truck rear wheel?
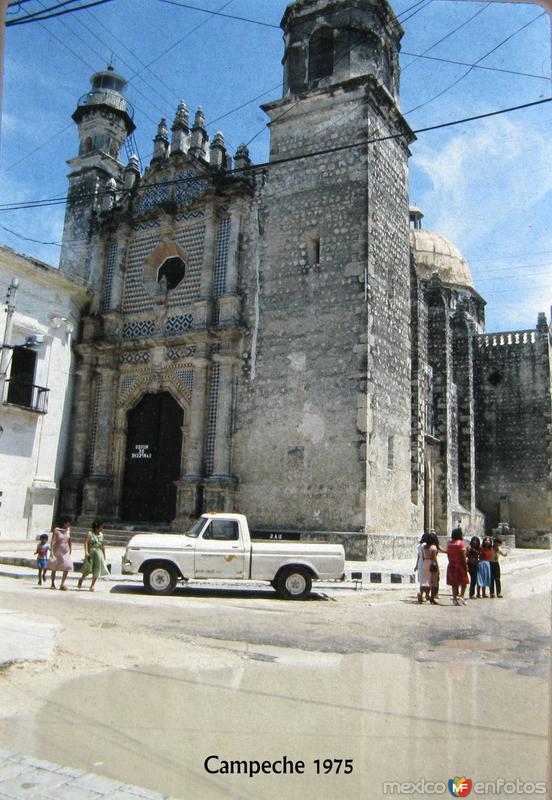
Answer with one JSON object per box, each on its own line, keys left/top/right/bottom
{"left": 143, "top": 563, "right": 178, "bottom": 595}
{"left": 276, "top": 567, "right": 312, "bottom": 600}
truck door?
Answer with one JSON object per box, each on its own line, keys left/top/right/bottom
{"left": 194, "top": 519, "right": 246, "bottom": 579}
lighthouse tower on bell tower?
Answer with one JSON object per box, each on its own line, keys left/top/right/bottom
{"left": 59, "top": 65, "right": 135, "bottom": 288}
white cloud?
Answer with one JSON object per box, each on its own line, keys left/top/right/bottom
{"left": 411, "top": 114, "right": 552, "bottom": 331}
{"left": 411, "top": 116, "right": 552, "bottom": 252}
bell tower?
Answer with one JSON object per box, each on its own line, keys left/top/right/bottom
{"left": 234, "top": 0, "right": 417, "bottom": 536}
{"left": 282, "top": 0, "right": 401, "bottom": 102}
{"left": 59, "top": 66, "right": 135, "bottom": 285}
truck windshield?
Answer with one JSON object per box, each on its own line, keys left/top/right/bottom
{"left": 186, "top": 518, "right": 207, "bottom": 538}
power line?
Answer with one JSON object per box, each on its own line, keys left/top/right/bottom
{"left": 82, "top": 7, "right": 182, "bottom": 109}
{"left": 3, "top": 123, "right": 73, "bottom": 172}
{"left": 402, "top": 4, "right": 491, "bottom": 72}
{"left": 405, "top": 10, "right": 547, "bottom": 115}
{"left": 399, "top": 0, "right": 434, "bottom": 24}
{"left": 0, "top": 223, "right": 62, "bottom": 246}
{"left": 1, "top": 95, "right": 550, "bottom": 213}
{"left": 2, "top": 0, "right": 238, "bottom": 172}
{"left": 397, "top": 0, "right": 430, "bottom": 19}
{"left": 7, "top": 0, "right": 96, "bottom": 23}
{"left": 39, "top": 0, "right": 167, "bottom": 123}
{"left": 401, "top": 50, "right": 550, "bottom": 82}
{"left": 128, "top": 0, "right": 236, "bottom": 79}
{"left": 6, "top": 0, "right": 115, "bottom": 26}
{"left": 157, "top": 0, "right": 279, "bottom": 30}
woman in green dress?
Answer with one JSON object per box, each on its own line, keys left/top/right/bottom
{"left": 78, "top": 520, "right": 108, "bottom": 591}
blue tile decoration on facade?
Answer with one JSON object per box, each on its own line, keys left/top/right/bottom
{"left": 175, "top": 369, "right": 194, "bottom": 394}
{"left": 132, "top": 219, "right": 161, "bottom": 232}
{"left": 119, "top": 375, "right": 141, "bottom": 400}
{"left": 122, "top": 320, "right": 156, "bottom": 340}
{"left": 88, "top": 376, "right": 102, "bottom": 471}
{"left": 136, "top": 176, "right": 170, "bottom": 213}
{"left": 169, "top": 221, "right": 205, "bottom": 308}
{"left": 123, "top": 233, "right": 160, "bottom": 313}
{"left": 174, "top": 168, "right": 207, "bottom": 206}
{"left": 119, "top": 351, "right": 150, "bottom": 364}
{"left": 100, "top": 240, "right": 118, "bottom": 313}
{"left": 123, "top": 223, "right": 205, "bottom": 314}
{"left": 175, "top": 210, "right": 205, "bottom": 222}
{"left": 214, "top": 217, "right": 231, "bottom": 298}
{"left": 167, "top": 345, "right": 197, "bottom": 361}
{"left": 205, "top": 363, "right": 220, "bottom": 476}
{"left": 166, "top": 315, "right": 193, "bottom": 336}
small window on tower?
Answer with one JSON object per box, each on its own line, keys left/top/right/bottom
{"left": 306, "top": 232, "right": 320, "bottom": 267}
{"left": 308, "top": 26, "right": 334, "bottom": 82}
{"left": 387, "top": 435, "right": 395, "bottom": 471}
{"left": 158, "top": 256, "right": 186, "bottom": 291}
{"left": 382, "top": 48, "right": 393, "bottom": 93}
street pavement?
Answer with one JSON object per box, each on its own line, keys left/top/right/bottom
{"left": 0, "top": 750, "right": 174, "bottom": 799}
{"left": 0, "top": 545, "right": 550, "bottom": 799}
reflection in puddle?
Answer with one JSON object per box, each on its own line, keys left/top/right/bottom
{"left": 0, "top": 650, "right": 547, "bottom": 800}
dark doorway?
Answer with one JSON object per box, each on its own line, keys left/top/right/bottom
{"left": 7, "top": 346, "right": 37, "bottom": 408}
{"left": 121, "top": 392, "right": 183, "bottom": 522}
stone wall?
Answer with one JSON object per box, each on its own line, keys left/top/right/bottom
{"left": 233, "top": 77, "right": 412, "bottom": 535}
{"left": 474, "top": 322, "right": 552, "bottom": 533}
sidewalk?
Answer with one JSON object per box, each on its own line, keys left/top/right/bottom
{"left": 0, "top": 749, "right": 174, "bottom": 799}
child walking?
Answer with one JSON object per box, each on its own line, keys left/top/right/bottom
{"left": 35, "top": 534, "right": 50, "bottom": 586}
{"left": 490, "top": 537, "right": 508, "bottom": 598}
{"left": 477, "top": 536, "right": 493, "bottom": 598}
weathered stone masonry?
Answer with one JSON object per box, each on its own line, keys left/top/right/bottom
{"left": 57, "top": 0, "right": 552, "bottom": 546}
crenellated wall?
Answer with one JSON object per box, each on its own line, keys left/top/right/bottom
{"left": 474, "top": 317, "right": 552, "bottom": 534}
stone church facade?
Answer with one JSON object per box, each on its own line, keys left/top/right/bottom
{"left": 58, "top": 0, "right": 552, "bottom": 542}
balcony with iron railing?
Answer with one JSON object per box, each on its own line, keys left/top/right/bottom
{"left": 76, "top": 90, "right": 135, "bottom": 119}
{"left": 3, "top": 379, "right": 49, "bottom": 414}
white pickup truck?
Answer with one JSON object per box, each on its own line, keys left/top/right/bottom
{"left": 121, "top": 513, "right": 345, "bottom": 599}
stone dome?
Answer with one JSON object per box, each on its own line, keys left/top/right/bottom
{"left": 410, "top": 228, "right": 474, "bottom": 290}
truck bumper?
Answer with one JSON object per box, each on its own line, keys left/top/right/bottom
{"left": 121, "top": 557, "right": 136, "bottom": 575}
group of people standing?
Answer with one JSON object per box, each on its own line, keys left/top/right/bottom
{"left": 416, "top": 524, "right": 507, "bottom": 605}
{"left": 34, "top": 519, "right": 109, "bottom": 591}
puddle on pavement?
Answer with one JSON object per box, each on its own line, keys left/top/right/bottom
{"left": 0, "top": 650, "right": 547, "bottom": 800}
{"left": 439, "top": 635, "right": 513, "bottom": 652}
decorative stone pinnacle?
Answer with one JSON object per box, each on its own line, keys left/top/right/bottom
{"left": 194, "top": 107, "right": 205, "bottom": 129}
{"left": 212, "top": 132, "right": 225, "bottom": 148}
{"left": 126, "top": 153, "right": 140, "bottom": 171}
{"left": 155, "top": 118, "right": 169, "bottom": 141}
{"left": 235, "top": 144, "right": 250, "bottom": 160}
{"left": 173, "top": 100, "right": 189, "bottom": 129}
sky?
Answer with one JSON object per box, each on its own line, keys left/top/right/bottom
{"left": 1, "top": 0, "right": 551, "bottom": 333}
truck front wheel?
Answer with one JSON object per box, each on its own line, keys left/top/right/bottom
{"left": 276, "top": 567, "right": 312, "bottom": 600}
{"left": 143, "top": 563, "right": 178, "bottom": 596}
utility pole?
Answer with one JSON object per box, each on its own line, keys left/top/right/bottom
{"left": 0, "top": 276, "right": 18, "bottom": 412}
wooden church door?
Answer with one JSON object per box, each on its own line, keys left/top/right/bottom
{"left": 121, "top": 392, "right": 183, "bottom": 522}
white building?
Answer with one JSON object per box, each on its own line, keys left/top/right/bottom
{"left": 0, "top": 246, "right": 89, "bottom": 540}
